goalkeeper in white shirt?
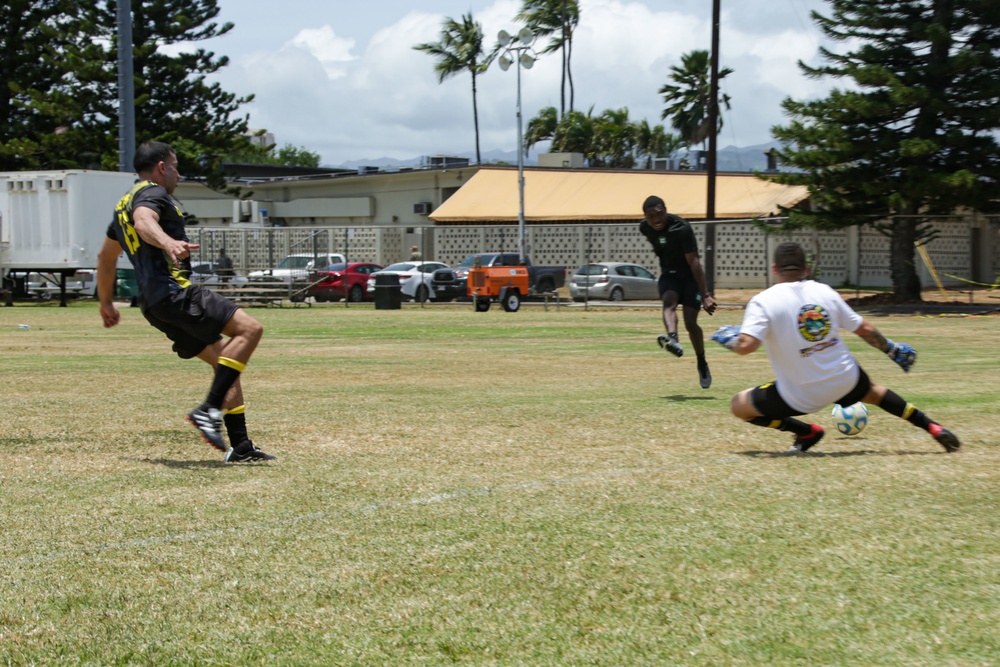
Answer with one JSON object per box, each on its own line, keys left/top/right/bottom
{"left": 710, "top": 241, "right": 960, "bottom": 453}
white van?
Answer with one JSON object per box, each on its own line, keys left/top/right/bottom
{"left": 247, "top": 253, "right": 346, "bottom": 283}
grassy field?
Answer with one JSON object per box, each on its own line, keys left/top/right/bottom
{"left": 1, "top": 300, "right": 997, "bottom": 666}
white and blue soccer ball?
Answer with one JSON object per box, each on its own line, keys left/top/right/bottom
{"left": 831, "top": 402, "right": 869, "bottom": 436}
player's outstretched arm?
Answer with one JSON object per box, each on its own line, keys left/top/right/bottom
{"left": 853, "top": 320, "right": 916, "bottom": 372}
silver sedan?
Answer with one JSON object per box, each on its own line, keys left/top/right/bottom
{"left": 570, "top": 262, "right": 660, "bottom": 302}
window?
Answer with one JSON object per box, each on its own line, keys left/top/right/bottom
{"left": 634, "top": 266, "right": 655, "bottom": 280}
{"left": 575, "top": 264, "right": 608, "bottom": 276}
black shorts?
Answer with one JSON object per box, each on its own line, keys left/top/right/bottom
{"left": 142, "top": 285, "right": 240, "bottom": 359}
{"left": 749, "top": 368, "right": 873, "bottom": 418}
{"left": 657, "top": 273, "right": 701, "bottom": 309}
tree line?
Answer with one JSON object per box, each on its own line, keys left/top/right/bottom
{"left": 0, "top": 0, "right": 315, "bottom": 190}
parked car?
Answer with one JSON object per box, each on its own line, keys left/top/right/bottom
{"left": 307, "top": 262, "right": 382, "bottom": 302}
{"left": 569, "top": 262, "right": 660, "bottom": 302}
{"left": 188, "top": 262, "right": 248, "bottom": 286}
{"left": 247, "top": 252, "right": 346, "bottom": 284}
{"left": 399, "top": 267, "right": 466, "bottom": 302}
{"left": 422, "top": 268, "right": 469, "bottom": 303}
{"left": 365, "top": 261, "right": 449, "bottom": 297}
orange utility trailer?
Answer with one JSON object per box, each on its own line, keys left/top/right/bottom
{"left": 467, "top": 261, "right": 529, "bottom": 312}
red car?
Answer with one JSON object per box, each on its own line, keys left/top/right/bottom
{"left": 306, "top": 262, "right": 383, "bottom": 302}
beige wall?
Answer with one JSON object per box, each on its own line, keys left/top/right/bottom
{"left": 175, "top": 166, "right": 476, "bottom": 228}
{"left": 174, "top": 167, "right": 997, "bottom": 290}
{"left": 186, "top": 216, "right": 996, "bottom": 291}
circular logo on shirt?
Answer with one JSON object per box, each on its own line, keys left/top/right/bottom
{"left": 797, "top": 304, "right": 831, "bottom": 342}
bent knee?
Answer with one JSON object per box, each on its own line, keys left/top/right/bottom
{"left": 229, "top": 310, "right": 264, "bottom": 342}
{"left": 245, "top": 318, "right": 264, "bottom": 342}
{"left": 730, "top": 390, "right": 757, "bottom": 420}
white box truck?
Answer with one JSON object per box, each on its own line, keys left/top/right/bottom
{"left": 0, "top": 170, "right": 136, "bottom": 305}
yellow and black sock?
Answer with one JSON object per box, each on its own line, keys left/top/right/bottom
{"left": 205, "top": 357, "right": 245, "bottom": 409}
{"left": 223, "top": 405, "right": 249, "bottom": 447}
{"left": 878, "top": 389, "right": 933, "bottom": 431}
{"left": 749, "top": 416, "right": 813, "bottom": 436}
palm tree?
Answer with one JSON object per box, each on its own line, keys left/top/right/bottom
{"left": 527, "top": 106, "right": 680, "bottom": 169}
{"left": 516, "top": 0, "right": 580, "bottom": 117}
{"left": 591, "top": 108, "right": 637, "bottom": 169}
{"left": 525, "top": 105, "right": 593, "bottom": 157}
{"left": 634, "top": 120, "right": 682, "bottom": 169}
{"left": 414, "top": 13, "right": 494, "bottom": 164}
{"left": 524, "top": 105, "right": 559, "bottom": 153}
{"left": 551, "top": 108, "right": 596, "bottom": 160}
{"left": 658, "top": 49, "right": 733, "bottom": 152}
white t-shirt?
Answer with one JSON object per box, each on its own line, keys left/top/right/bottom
{"left": 740, "top": 280, "right": 865, "bottom": 413}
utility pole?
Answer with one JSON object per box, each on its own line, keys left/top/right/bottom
{"left": 704, "top": 0, "right": 721, "bottom": 293}
{"left": 116, "top": 0, "right": 135, "bottom": 173}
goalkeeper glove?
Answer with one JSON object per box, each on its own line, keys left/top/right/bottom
{"left": 885, "top": 338, "right": 916, "bottom": 372}
{"left": 711, "top": 325, "right": 741, "bottom": 350}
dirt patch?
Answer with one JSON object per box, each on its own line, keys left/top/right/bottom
{"left": 845, "top": 292, "right": 941, "bottom": 308}
{"left": 845, "top": 289, "right": 1000, "bottom": 315}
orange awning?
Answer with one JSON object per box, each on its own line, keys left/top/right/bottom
{"left": 429, "top": 167, "right": 809, "bottom": 222}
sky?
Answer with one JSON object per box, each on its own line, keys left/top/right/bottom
{"left": 183, "top": 0, "right": 836, "bottom": 167}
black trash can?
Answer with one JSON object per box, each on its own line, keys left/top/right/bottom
{"left": 374, "top": 273, "right": 402, "bottom": 310}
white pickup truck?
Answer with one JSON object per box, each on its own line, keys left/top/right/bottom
{"left": 247, "top": 252, "right": 346, "bottom": 283}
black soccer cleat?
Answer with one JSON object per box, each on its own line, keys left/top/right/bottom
{"left": 657, "top": 334, "right": 684, "bottom": 357}
{"left": 187, "top": 406, "right": 226, "bottom": 451}
{"left": 697, "top": 360, "right": 712, "bottom": 389}
{"left": 224, "top": 440, "right": 277, "bottom": 463}
{"left": 928, "top": 423, "right": 960, "bottom": 453}
{"left": 789, "top": 423, "right": 825, "bottom": 453}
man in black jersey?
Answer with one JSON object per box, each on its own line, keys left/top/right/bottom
{"left": 96, "top": 141, "right": 275, "bottom": 462}
{"left": 639, "top": 195, "right": 717, "bottom": 389}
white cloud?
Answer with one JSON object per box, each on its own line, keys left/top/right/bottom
{"left": 288, "top": 26, "right": 357, "bottom": 80}
{"left": 205, "top": 0, "right": 836, "bottom": 165}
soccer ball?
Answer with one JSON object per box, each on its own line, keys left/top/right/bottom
{"left": 831, "top": 402, "right": 869, "bottom": 436}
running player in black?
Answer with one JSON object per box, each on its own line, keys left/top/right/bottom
{"left": 639, "top": 195, "right": 717, "bottom": 388}
{"left": 96, "top": 141, "right": 275, "bottom": 462}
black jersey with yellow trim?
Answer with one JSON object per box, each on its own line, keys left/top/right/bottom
{"left": 107, "top": 180, "right": 193, "bottom": 306}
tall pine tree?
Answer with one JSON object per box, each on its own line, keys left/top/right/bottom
{"left": 0, "top": 0, "right": 80, "bottom": 169}
{"left": 2, "top": 0, "right": 254, "bottom": 190}
{"left": 765, "top": 0, "right": 1000, "bottom": 300}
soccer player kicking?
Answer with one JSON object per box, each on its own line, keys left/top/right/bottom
{"left": 96, "top": 141, "right": 276, "bottom": 462}
{"left": 710, "top": 241, "right": 960, "bottom": 453}
{"left": 638, "top": 195, "right": 717, "bottom": 389}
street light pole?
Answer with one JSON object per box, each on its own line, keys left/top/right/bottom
{"left": 498, "top": 28, "right": 537, "bottom": 264}
{"left": 515, "top": 59, "right": 527, "bottom": 263}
